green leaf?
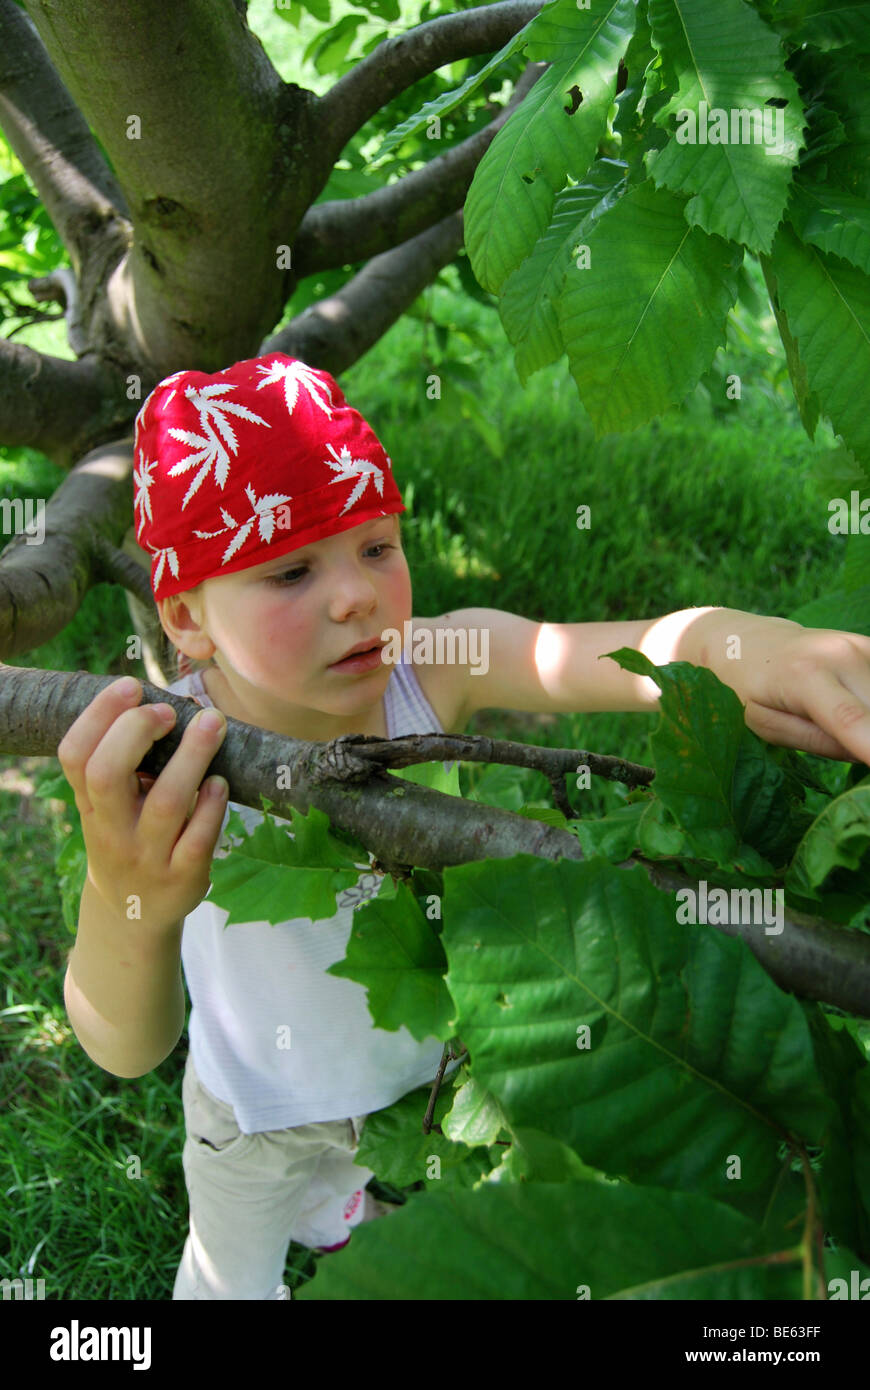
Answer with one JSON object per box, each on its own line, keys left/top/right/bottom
{"left": 391, "top": 757, "right": 461, "bottom": 797}
{"left": 442, "top": 855, "right": 833, "bottom": 1222}
{"left": 788, "top": 177, "right": 870, "bottom": 276}
{"left": 787, "top": 0, "right": 870, "bottom": 53}
{"left": 357, "top": 27, "right": 391, "bottom": 58}
{"left": 843, "top": 530, "right": 870, "bottom": 591}
{"left": 304, "top": 13, "right": 367, "bottom": 75}
{"left": 637, "top": 795, "right": 692, "bottom": 858}
{"left": 576, "top": 793, "right": 723, "bottom": 869}
{"left": 40, "top": 772, "right": 88, "bottom": 934}
{"left": 799, "top": 99, "right": 848, "bottom": 170}
{"left": 490, "top": 1127, "right": 610, "bottom": 1184}
{"left": 373, "top": 33, "right": 538, "bottom": 160}
{"left": 731, "top": 734, "right": 811, "bottom": 870}
{"left": 556, "top": 180, "right": 741, "bottom": 434}
{"left": 462, "top": 761, "right": 528, "bottom": 811}
{"left": 787, "top": 583, "right": 870, "bottom": 636}
{"left": 35, "top": 768, "right": 76, "bottom": 807}
{"left": 352, "top": 1077, "right": 494, "bottom": 1190}
{"left": 804, "top": 1008, "right": 870, "bottom": 1263}
{"left": 326, "top": 880, "right": 454, "bottom": 1041}
{"left": 768, "top": 222, "right": 870, "bottom": 466}
{"left": 760, "top": 249, "right": 821, "bottom": 439}
{"left": 441, "top": 1075, "right": 509, "bottom": 1147}
{"left": 465, "top": 0, "right": 637, "bottom": 295}
{"left": 274, "top": 0, "right": 305, "bottom": 28}
{"left": 604, "top": 648, "right": 788, "bottom": 870}
{"left": 610, "top": 0, "right": 666, "bottom": 182}
{"left": 56, "top": 823, "right": 88, "bottom": 937}
{"left": 825, "top": 1242, "right": 870, "bottom": 1297}
{"left": 208, "top": 804, "right": 363, "bottom": 924}
{"left": 572, "top": 799, "right": 648, "bottom": 860}
{"left": 646, "top": 0, "right": 805, "bottom": 253}
{"left": 499, "top": 158, "right": 628, "bottom": 385}
{"left": 813, "top": 51, "right": 870, "bottom": 200}
{"left": 785, "top": 784, "right": 870, "bottom": 902}
{"left": 294, "top": 1180, "right": 804, "bottom": 1299}
{"left": 516, "top": 804, "right": 568, "bottom": 829}
{"left": 809, "top": 440, "right": 870, "bottom": 496}
{"left": 289, "top": 0, "right": 331, "bottom": 22}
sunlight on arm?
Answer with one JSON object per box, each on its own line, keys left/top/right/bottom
{"left": 533, "top": 623, "right": 564, "bottom": 695}
{"left": 637, "top": 607, "right": 722, "bottom": 696}
{"left": 531, "top": 607, "right": 724, "bottom": 712}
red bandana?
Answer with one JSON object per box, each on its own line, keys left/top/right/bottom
{"left": 133, "top": 353, "right": 405, "bottom": 602}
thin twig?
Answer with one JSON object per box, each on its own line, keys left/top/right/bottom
{"left": 423, "top": 1045, "right": 453, "bottom": 1134}
{"left": 422, "top": 1041, "right": 468, "bottom": 1134}
{"left": 335, "top": 729, "right": 656, "bottom": 792}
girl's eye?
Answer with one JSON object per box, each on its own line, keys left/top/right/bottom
{"left": 266, "top": 543, "right": 394, "bottom": 587}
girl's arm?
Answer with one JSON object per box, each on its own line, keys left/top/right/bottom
{"left": 436, "top": 606, "right": 870, "bottom": 763}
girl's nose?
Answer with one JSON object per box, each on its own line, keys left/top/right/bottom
{"left": 329, "top": 571, "right": 378, "bottom": 615}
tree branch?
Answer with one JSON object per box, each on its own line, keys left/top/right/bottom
{"left": 259, "top": 210, "right": 466, "bottom": 375}
{"left": 314, "top": 0, "right": 544, "bottom": 169}
{"left": 0, "top": 0, "right": 130, "bottom": 281}
{"left": 294, "top": 62, "right": 548, "bottom": 276}
{"left": 0, "top": 339, "right": 134, "bottom": 467}
{"left": 90, "top": 531, "right": 156, "bottom": 611}
{"left": 0, "top": 438, "right": 141, "bottom": 657}
{"left": 331, "top": 727, "right": 655, "bottom": 817}
{"left": 3, "top": 664, "right": 870, "bottom": 1018}
{"left": 26, "top": 269, "right": 87, "bottom": 357}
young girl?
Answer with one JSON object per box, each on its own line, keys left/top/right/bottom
{"left": 59, "top": 352, "right": 870, "bottom": 1302}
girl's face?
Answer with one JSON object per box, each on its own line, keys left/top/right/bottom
{"left": 160, "top": 514, "right": 412, "bottom": 740}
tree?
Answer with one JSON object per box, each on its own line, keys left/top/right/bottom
{"left": 2, "top": 0, "right": 870, "bottom": 1301}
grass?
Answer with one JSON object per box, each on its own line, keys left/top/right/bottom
{"left": 0, "top": 289, "right": 853, "bottom": 1300}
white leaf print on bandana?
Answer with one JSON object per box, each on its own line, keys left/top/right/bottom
{"left": 254, "top": 358, "right": 336, "bottom": 418}
{"left": 149, "top": 544, "right": 180, "bottom": 593}
{"left": 167, "top": 384, "right": 272, "bottom": 509}
{"left": 193, "top": 483, "right": 294, "bottom": 566}
{"left": 323, "top": 442, "right": 386, "bottom": 514}
{"left": 133, "top": 455, "right": 158, "bottom": 535}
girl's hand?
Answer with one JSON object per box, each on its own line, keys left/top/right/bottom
{"left": 697, "top": 614, "right": 870, "bottom": 764}
{"left": 57, "top": 676, "right": 229, "bottom": 930}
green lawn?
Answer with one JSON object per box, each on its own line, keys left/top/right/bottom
{"left": 0, "top": 295, "right": 853, "bottom": 1299}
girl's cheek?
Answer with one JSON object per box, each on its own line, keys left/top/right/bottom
{"left": 258, "top": 604, "right": 312, "bottom": 656}
{"left": 387, "top": 560, "right": 413, "bottom": 613}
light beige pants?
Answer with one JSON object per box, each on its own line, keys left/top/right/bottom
{"left": 173, "top": 1051, "right": 375, "bottom": 1300}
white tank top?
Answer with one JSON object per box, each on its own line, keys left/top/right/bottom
{"left": 166, "top": 652, "right": 460, "bottom": 1131}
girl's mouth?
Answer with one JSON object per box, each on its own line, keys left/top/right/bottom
{"left": 328, "top": 645, "right": 384, "bottom": 673}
